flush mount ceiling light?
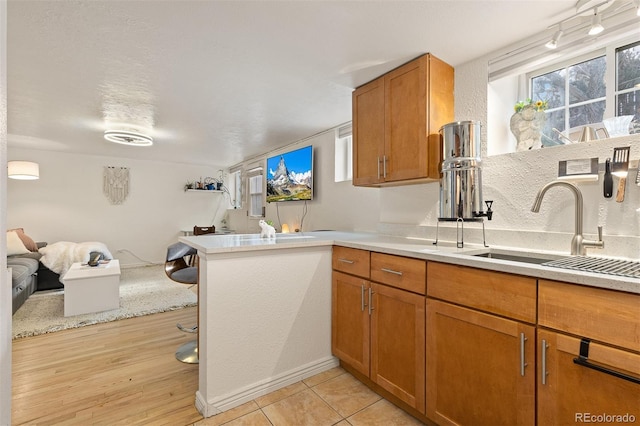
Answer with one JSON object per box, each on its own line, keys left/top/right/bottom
{"left": 104, "top": 130, "right": 153, "bottom": 147}
{"left": 588, "top": 8, "right": 604, "bottom": 35}
{"left": 8, "top": 161, "right": 40, "bottom": 180}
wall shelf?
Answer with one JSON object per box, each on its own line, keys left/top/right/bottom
{"left": 186, "top": 189, "right": 223, "bottom": 193}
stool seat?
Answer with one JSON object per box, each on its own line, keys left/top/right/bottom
{"left": 170, "top": 267, "right": 197, "bottom": 284}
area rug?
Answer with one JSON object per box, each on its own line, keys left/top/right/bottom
{"left": 12, "top": 265, "right": 197, "bottom": 339}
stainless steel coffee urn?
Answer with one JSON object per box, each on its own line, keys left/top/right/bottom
{"left": 439, "top": 120, "right": 493, "bottom": 221}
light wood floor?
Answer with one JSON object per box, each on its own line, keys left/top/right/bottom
{"left": 12, "top": 307, "right": 202, "bottom": 425}
{"left": 12, "top": 307, "right": 425, "bottom": 426}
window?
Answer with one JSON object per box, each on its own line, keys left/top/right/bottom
{"left": 615, "top": 41, "right": 640, "bottom": 134}
{"left": 530, "top": 39, "right": 640, "bottom": 145}
{"left": 334, "top": 123, "right": 352, "bottom": 182}
{"left": 227, "top": 169, "right": 242, "bottom": 209}
{"left": 247, "top": 167, "right": 264, "bottom": 218}
{"left": 532, "top": 55, "right": 606, "bottom": 145}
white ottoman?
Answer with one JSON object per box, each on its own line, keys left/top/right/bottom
{"left": 62, "top": 260, "right": 121, "bottom": 317}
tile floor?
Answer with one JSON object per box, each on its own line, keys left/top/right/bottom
{"left": 193, "top": 367, "right": 426, "bottom": 426}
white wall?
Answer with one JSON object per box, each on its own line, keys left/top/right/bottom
{"left": 379, "top": 54, "right": 640, "bottom": 259}
{"left": 226, "top": 128, "right": 380, "bottom": 234}
{"left": 7, "top": 128, "right": 380, "bottom": 270}
{"left": 7, "top": 149, "right": 228, "bottom": 267}
{"left": 1, "top": 0, "right": 11, "bottom": 422}
{"left": 8, "top": 55, "right": 639, "bottom": 264}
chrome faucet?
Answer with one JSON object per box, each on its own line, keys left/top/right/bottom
{"left": 531, "top": 180, "right": 604, "bottom": 256}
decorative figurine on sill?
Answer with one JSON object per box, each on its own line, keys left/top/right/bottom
{"left": 259, "top": 220, "right": 276, "bottom": 239}
{"left": 510, "top": 99, "right": 547, "bottom": 151}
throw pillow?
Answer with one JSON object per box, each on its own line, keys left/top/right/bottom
{"left": 7, "top": 230, "right": 30, "bottom": 256}
{"left": 8, "top": 228, "right": 38, "bottom": 252}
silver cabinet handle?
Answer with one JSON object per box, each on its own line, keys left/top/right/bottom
{"left": 361, "top": 284, "right": 365, "bottom": 312}
{"left": 381, "top": 267, "right": 403, "bottom": 276}
{"left": 368, "top": 287, "right": 374, "bottom": 315}
{"left": 520, "top": 333, "right": 528, "bottom": 377}
{"left": 377, "top": 156, "right": 381, "bottom": 179}
{"left": 383, "top": 156, "right": 387, "bottom": 178}
{"left": 338, "top": 258, "right": 354, "bottom": 264}
{"left": 541, "top": 339, "right": 549, "bottom": 385}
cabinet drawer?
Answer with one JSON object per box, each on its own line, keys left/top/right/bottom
{"left": 332, "top": 246, "right": 370, "bottom": 278}
{"left": 539, "top": 280, "right": 640, "bottom": 352}
{"left": 370, "top": 252, "right": 426, "bottom": 295}
{"left": 427, "top": 262, "right": 537, "bottom": 323}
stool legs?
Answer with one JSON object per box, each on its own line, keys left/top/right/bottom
{"left": 176, "top": 339, "right": 198, "bottom": 364}
{"left": 177, "top": 323, "right": 197, "bottom": 333}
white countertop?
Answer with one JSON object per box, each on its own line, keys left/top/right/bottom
{"left": 180, "top": 231, "right": 640, "bottom": 294}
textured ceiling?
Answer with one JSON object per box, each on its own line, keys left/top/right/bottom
{"left": 7, "top": 0, "right": 579, "bottom": 167}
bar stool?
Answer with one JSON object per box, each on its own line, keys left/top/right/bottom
{"left": 165, "top": 241, "right": 198, "bottom": 364}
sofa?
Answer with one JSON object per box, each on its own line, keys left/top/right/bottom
{"left": 8, "top": 229, "right": 63, "bottom": 314}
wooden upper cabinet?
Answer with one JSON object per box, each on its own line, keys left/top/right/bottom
{"left": 353, "top": 78, "right": 385, "bottom": 186}
{"left": 352, "top": 53, "right": 454, "bottom": 187}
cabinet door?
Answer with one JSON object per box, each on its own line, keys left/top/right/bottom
{"left": 371, "top": 283, "right": 425, "bottom": 413}
{"left": 384, "top": 56, "right": 428, "bottom": 182}
{"left": 331, "top": 271, "right": 370, "bottom": 376}
{"left": 538, "top": 330, "right": 640, "bottom": 426}
{"left": 353, "top": 78, "right": 385, "bottom": 186}
{"left": 426, "top": 299, "right": 535, "bottom": 426}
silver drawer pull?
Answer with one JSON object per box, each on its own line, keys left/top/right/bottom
{"left": 338, "top": 258, "right": 355, "bottom": 264}
{"left": 541, "top": 339, "right": 549, "bottom": 385}
{"left": 368, "top": 287, "right": 374, "bottom": 315}
{"left": 520, "top": 333, "right": 528, "bottom": 377}
{"left": 381, "top": 267, "right": 403, "bottom": 276}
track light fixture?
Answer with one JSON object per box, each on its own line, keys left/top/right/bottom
{"left": 545, "top": 25, "right": 564, "bottom": 49}
{"left": 588, "top": 8, "right": 604, "bottom": 35}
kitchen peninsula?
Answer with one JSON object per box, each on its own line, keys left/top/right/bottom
{"left": 180, "top": 231, "right": 639, "bottom": 421}
{"left": 179, "top": 232, "right": 336, "bottom": 417}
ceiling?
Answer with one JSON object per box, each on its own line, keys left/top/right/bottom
{"left": 7, "top": 0, "right": 585, "bottom": 168}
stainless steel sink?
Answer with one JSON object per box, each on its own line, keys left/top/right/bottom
{"left": 473, "top": 252, "right": 554, "bottom": 265}
{"left": 464, "top": 248, "right": 640, "bottom": 279}
{"left": 464, "top": 248, "right": 564, "bottom": 265}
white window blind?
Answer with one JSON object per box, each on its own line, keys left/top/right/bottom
{"left": 248, "top": 171, "right": 264, "bottom": 217}
{"left": 335, "top": 123, "right": 353, "bottom": 182}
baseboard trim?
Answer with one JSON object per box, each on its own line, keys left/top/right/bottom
{"left": 198, "top": 356, "right": 339, "bottom": 418}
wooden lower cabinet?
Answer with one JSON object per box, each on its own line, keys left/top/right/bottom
{"left": 371, "top": 283, "right": 425, "bottom": 413}
{"left": 426, "top": 298, "right": 535, "bottom": 426}
{"left": 332, "top": 271, "right": 369, "bottom": 376}
{"left": 335, "top": 256, "right": 639, "bottom": 425}
{"left": 331, "top": 271, "right": 426, "bottom": 413}
{"left": 537, "top": 329, "right": 640, "bottom": 426}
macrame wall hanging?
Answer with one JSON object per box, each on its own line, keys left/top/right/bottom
{"left": 103, "top": 166, "right": 130, "bottom": 205}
